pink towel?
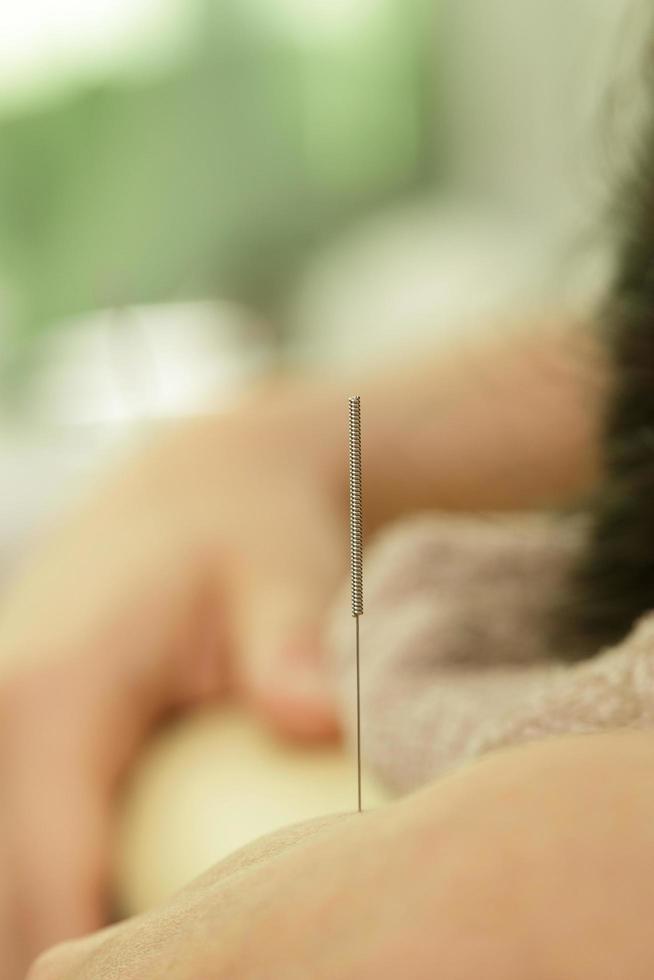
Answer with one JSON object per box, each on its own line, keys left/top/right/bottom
{"left": 328, "top": 515, "right": 654, "bottom": 793}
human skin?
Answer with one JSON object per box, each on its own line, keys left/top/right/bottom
{"left": 0, "top": 321, "right": 606, "bottom": 973}
{"left": 30, "top": 731, "right": 654, "bottom": 980}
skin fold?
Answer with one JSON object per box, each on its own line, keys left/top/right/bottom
{"left": 30, "top": 731, "right": 654, "bottom": 980}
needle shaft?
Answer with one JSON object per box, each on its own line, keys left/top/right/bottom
{"left": 349, "top": 396, "right": 363, "bottom": 813}
{"left": 355, "top": 614, "right": 362, "bottom": 812}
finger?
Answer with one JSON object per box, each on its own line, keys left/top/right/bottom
{"left": 1, "top": 672, "right": 110, "bottom": 967}
{"left": 239, "top": 589, "right": 339, "bottom": 739}
{"left": 231, "top": 485, "right": 346, "bottom": 738}
{"left": 12, "top": 768, "right": 108, "bottom": 957}
{"left": 233, "top": 511, "right": 344, "bottom": 740}
{"left": 0, "top": 831, "right": 23, "bottom": 980}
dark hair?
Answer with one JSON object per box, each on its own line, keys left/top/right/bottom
{"left": 565, "top": 30, "right": 654, "bottom": 653}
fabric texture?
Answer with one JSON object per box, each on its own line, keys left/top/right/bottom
{"left": 327, "top": 514, "right": 654, "bottom": 793}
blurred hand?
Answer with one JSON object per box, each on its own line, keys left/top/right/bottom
{"left": 0, "top": 399, "right": 345, "bottom": 976}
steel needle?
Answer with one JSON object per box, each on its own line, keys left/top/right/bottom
{"left": 349, "top": 396, "right": 363, "bottom": 813}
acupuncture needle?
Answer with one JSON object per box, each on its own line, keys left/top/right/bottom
{"left": 349, "top": 396, "right": 363, "bottom": 813}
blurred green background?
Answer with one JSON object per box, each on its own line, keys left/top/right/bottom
{"left": 0, "top": 0, "right": 434, "bottom": 354}
{"left": 0, "top": 0, "right": 640, "bottom": 415}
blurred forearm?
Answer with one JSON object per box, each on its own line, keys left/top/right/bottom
{"left": 245, "top": 317, "right": 609, "bottom": 533}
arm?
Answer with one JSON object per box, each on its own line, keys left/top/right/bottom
{"left": 245, "top": 317, "right": 607, "bottom": 530}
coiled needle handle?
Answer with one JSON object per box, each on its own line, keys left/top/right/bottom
{"left": 349, "top": 396, "right": 363, "bottom": 813}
